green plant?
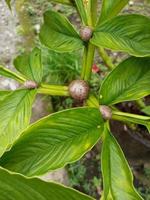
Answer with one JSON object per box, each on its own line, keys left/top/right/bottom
{"left": 1, "top": 0, "right": 150, "bottom": 199}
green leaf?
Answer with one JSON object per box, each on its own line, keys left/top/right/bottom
{"left": 0, "top": 65, "right": 25, "bottom": 83}
{"left": 91, "top": 14, "right": 150, "bottom": 57}
{"left": 98, "top": 0, "right": 129, "bottom": 24}
{"left": 142, "top": 106, "right": 150, "bottom": 116}
{"left": 39, "top": 10, "right": 83, "bottom": 52}
{"left": 14, "top": 48, "right": 43, "bottom": 83}
{"left": 100, "top": 57, "right": 150, "bottom": 105}
{"left": 0, "top": 107, "right": 104, "bottom": 176}
{"left": 0, "top": 91, "right": 12, "bottom": 101}
{"left": 5, "top": 0, "right": 11, "bottom": 10}
{"left": 101, "top": 124, "right": 143, "bottom": 200}
{"left": 0, "top": 168, "right": 94, "bottom": 200}
{"left": 0, "top": 89, "right": 36, "bottom": 157}
{"left": 74, "top": 0, "right": 88, "bottom": 25}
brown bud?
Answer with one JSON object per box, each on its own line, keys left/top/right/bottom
{"left": 24, "top": 80, "right": 38, "bottom": 89}
{"left": 69, "top": 80, "right": 90, "bottom": 101}
{"left": 80, "top": 26, "right": 93, "bottom": 41}
{"left": 99, "top": 105, "right": 112, "bottom": 120}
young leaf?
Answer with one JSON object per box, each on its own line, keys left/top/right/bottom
{"left": 100, "top": 57, "right": 150, "bottom": 105}
{"left": 0, "top": 107, "right": 104, "bottom": 176}
{"left": 0, "top": 89, "right": 36, "bottom": 157}
{"left": 91, "top": 14, "right": 150, "bottom": 57}
{"left": 14, "top": 48, "right": 43, "bottom": 83}
{"left": 0, "top": 65, "right": 25, "bottom": 83}
{"left": 101, "top": 124, "right": 143, "bottom": 200}
{"left": 98, "top": 0, "right": 129, "bottom": 24}
{"left": 39, "top": 10, "right": 83, "bottom": 52}
{"left": 0, "top": 167, "right": 94, "bottom": 200}
{"left": 74, "top": 0, "right": 88, "bottom": 25}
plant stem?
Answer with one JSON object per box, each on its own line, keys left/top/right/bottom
{"left": 112, "top": 110, "right": 150, "bottom": 131}
{"left": 83, "top": 42, "right": 95, "bottom": 81}
{"left": 99, "top": 47, "right": 114, "bottom": 70}
{"left": 81, "top": 46, "right": 88, "bottom": 79}
{"left": 86, "top": 94, "right": 99, "bottom": 107}
{"left": 38, "top": 84, "right": 69, "bottom": 96}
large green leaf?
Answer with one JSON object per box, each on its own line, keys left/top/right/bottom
{"left": 100, "top": 57, "right": 150, "bottom": 105}
{"left": 0, "top": 107, "right": 104, "bottom": 176}
{"left": 101, "top": 124, "right": 143, "bottom": 200}
{"left": 91, "top": 14, "right": 150, "bottom": 57}
{"left": 0, "top": 65, "right": 25, "bottom": 83}
{"left": 14, "top": 48, "right": 43, "bottom": 83}
{"left": 98, "top": 0, "right": 129, "bottom": 24}
{"left": 0, "top": 168, "right": 94, "bottom": 200}
{"left": 39, "top": 10, "right": 83, "bottom": 52}
{"left": 0, "top": 89, "right": 36, "bottom": 157}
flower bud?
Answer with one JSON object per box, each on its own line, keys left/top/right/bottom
{"left": 24, "top": 80, "right": 38, "bottom": 89}
{"left": 69, "top": 80, "right": 90, "bottom": 101}
{"left": 80, "top": 26, "right": 93, "bottom": 41}
{"left": 99, "top": 105, "right": 112, "bottom": 120}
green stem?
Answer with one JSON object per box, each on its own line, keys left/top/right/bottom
{"left": 86, "top": 94, "right": 99, "bottom": 107}
{"left": 112, "top": 110, "right": 150, "bottom": 130}
{"left": 83, "top": 43, "right": 95, "bottom": 81}
{"left": 112, "top": 111, "right": 150, "bottom": 120}
{"left": 81, "top": 46, "right": 88, "bottom": 79}
{"left": 38, "top": 84, "right": 69, "bottom": 96}
{"left": 99, "top": 47, "right": 114, "bottom": 70}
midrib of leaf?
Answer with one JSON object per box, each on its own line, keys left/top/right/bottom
{"left": 26, "top": 125, "right": 102, "bottom": 153}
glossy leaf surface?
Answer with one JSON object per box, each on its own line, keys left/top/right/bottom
{"left": 92, "top": 14, "right": 150, "bottom": 57}
{"left": 101, "top": 124, "right": 143, "bottom": 200}
{"left": 100, "top": 57, "right": 150, "bottom": 105}
{"left": 0, "top": 168, "right": 94, "bottom": 200}
{"left": 40, "top": 10, "right": 83, "bottom": 52}
{"left": 14, "top": 48, "right": 43, "bottom": 83}
{"left": 0, "top": 89, "right": 36, "bottom": 157}
{"left": 0, "top": 108, "right": 104, "bottom": 176}
{"left": 98, "top": 0, "right": 129, "bottom": 23}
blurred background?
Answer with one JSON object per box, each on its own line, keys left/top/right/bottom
{"left": 0, "top": 0, "right": 150, "bottom": 199}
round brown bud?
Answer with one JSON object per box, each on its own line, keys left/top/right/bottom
{"left": 24, "top": 80, "right": 38, "bottom": 89}
{"left": 99, "top": 105, "right": 112, "bottom": 120}
{"left": 69, "top": 80, "right": 90, "bottom": 101}
{"left": 80, "top": 26, "right": 93, "bottom": 41}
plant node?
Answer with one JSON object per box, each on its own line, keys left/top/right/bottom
{"left": 80, "top": 26, "right": 93, "bottom": 42}
{"left": 24, "top": 80, "right": 38, "bottom": 89}
{"left": 99, "top": 105, "right": 112, "bottom": 120}
{"left": 69, "top": 80, "right": 90, "bottom": 101}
